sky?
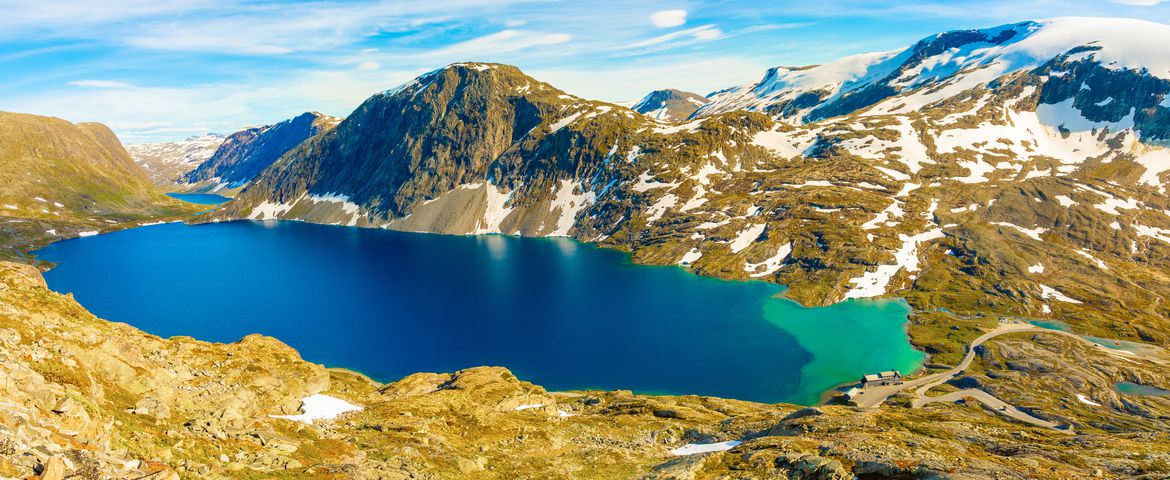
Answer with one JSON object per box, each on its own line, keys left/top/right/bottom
{"left": 2, "top": 0, "right": 1169, "bottom": 143}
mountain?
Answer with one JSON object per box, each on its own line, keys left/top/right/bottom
{"left": 0, "top": 111, "right": 199, "bottom": 256}
{"left": 632, "top": 88, "right": 710, "bottom": 122}
{"left": 180, "top": 112, "right": 341, "bottom": 193}
{"left": 124, "top": 133, "right": 225, "bottom": 185}
{"left": 213, "top": 63, "right": 636, "bottom": 231}
{"left": 697, "top": 17, "right": 1170, "bottom": 124}
{"left": 211, "top": 19, "right": 1170, "bottom": 354}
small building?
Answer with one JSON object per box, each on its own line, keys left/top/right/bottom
{"left": 860, "top": 370, "right": 902, "bottom": 387}
{"left": 843, "top": 387, "right": 861, "bottom": 399}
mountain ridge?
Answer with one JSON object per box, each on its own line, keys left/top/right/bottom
{"left": 180, "top": 111, "right": 341, "bottom": 194}
{"left": 697, "top": 17, "right": 1170, "bottom": 123}
{"left": 205, "top": 19, "right": 1170, "bottom": 355}
{"left": 0, "top": 110, "right": 201, "bottom": 258}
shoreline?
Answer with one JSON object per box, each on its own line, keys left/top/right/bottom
{"left": 33, "top": 215, "right": 933, "bottom": 408}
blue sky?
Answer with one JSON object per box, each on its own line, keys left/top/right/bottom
{"left": 2, "top": 0, "right": 1169, "bottom": 142}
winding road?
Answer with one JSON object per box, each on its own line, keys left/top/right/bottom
{"left": 849, "top": 321, "right": 1165, "bottom": 430}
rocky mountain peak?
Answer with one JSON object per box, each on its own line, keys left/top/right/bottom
{"left": 632, "top": 89, "right": 710, "bottom": 122}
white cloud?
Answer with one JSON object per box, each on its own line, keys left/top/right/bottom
{"left": 357, "top": 61, "right": 382, "bottom": 71}
{"left": 650, "top": 9, "right": 687, "bottom": 28}
{"left": 616, "top": 25, "right": 724, "bottom": 55}
{"left": 68, "top": 80, "right": 135, "bottom": 88}
{"left": 424, "top": 29, "right": 571, "bottom": 58}
{"left": 0, "top": 1, "right": 532, "bottom": 55}
{"left": 1110, "top": 0, "right": 1167, "bottom": 4}
{"left": 692, "top": 27, "right": 722, "bottom": 41}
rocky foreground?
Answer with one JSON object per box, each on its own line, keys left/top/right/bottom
{"left": 2, "top": 259, "right": 1169, "bottom": 479}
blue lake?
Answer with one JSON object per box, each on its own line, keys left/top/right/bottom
{"left": 167, "top": 193, "right": 232, "bottom": 205}
{"left": 34, "top": 221, "right": 923, "bottom": 404}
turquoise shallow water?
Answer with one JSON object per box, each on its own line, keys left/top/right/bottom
{"left": 1115, "top": 382, "right": 1170, "bottom": 397}
{"left": 167, "top": 193, "right": 231, "bottom": 205}
{"left": 1029, "top": 320, "right": 1072, "bottom": 332}
{"left": 34, "top": 221, "right": 923, "bottom": 404}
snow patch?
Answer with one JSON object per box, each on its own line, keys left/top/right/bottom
{"left": 1135, "top": 224, "right": 1170, "bottom": 244}
{"left": 549, "top": 112, "right": 583, "bottom": 133}
{"left": 1039, "top": 284, "right": 1082, "bottom": 304}
{"left": 1075, "top": 250, "right": 1108, "bottom": 270}
{"left": 729, "top": 223, "right": 766, "bottom": 253}
{"left": 1076, "top": 394, "right": 1102, "bottom": 407}
{"left": 248, "top": 194, "right": 300, "bottom": 221}
{"left": 645, "top": 194, "right": 678, "bottom": 223}
{"left": 476, "top": 183, "right": 514, "bottom": 234}
{"left": 990, "top": 222, "right": 1047, "bottom": 241}
{"left": 670, "top": 440, "right": 742, "bottom": 456}
{"left": 270, "top": 394, "right": 362, "bottom": 425}
{"left": 679, "top": 248, "right": 703, "bottom": 265}
{"left": 1093, "top": 197, "right": 1140, "bottom": 216}
{"left": 751, "top": 128, "right": 815, "bottom": 158}
{"left": 844, "top": 228, "right": 944, "bottom": 299}
{"left": 307, "top": 192, "right": 362, "bottom": 226}
{"left": 547, "top": 180, "right": 595, "bottom": 236}
{"left": 744, "top": 243, "right": 792, "bottom": 277}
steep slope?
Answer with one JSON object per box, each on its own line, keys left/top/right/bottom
{"left": 213, "top": 63, "right": 642, "bottom": 233}
{"left": 124, "top": 133, "right": 225, "bottom": 186}
{"left": 180, "top": 112, "right": 340, "bottom": 193}
{"left": 0, "top": 111, "right": 200, "bottom": 257}
{"left": 210, "top": 19, "right": 1170, "bottom": 357}
{"left": 632, "top": 88, "right": 710, "bottom": 122}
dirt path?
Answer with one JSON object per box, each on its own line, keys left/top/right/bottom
{"left": 914, "top": 389, "right": 1068, "bottom": 430}
{"left": 851, "top": 321, "right": 1166, "bottom": 430}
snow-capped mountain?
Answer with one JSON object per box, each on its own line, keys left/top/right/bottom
{"left": 124, "top": 134, "right": 225, "bottom": 185}
{"left": 632, "top": 89, "right": 710, "bottom": 122}
{"left": 208, "top": 19, "right": 1170, "bottom": 352}
{"left": 180, "top": 112, "right": 341, "bottom": 193}
{"left": 698, "top": 17, "right": 1170, "bottom": 123}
